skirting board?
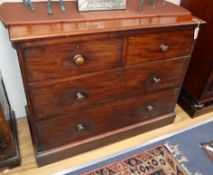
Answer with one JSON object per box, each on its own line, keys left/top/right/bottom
{"left": 14, "top": 107, "right": 26, "bottom": 118}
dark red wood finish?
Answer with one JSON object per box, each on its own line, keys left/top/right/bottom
{"left": 125, "top": 29, "right": 194, "bottom": 65}
{"left": 20, "top": 26, "right": 197, "bottom": 166}
{"left": 36, "top": 89, "right": 179, "bottom": 151}
{"left": 0, "top": 0, "right": 202, "bottom": 166}
{"left": 30, "top": 57, "right": 189, "bottom": 120}
{"left": 179, "top": 0, "right": 213, "bottom": 117}
{"left": 0, "top": 73, "right": 20, "bottom": 169}
{"left": 24, "top": 38, "right": 123, "bottom": 82}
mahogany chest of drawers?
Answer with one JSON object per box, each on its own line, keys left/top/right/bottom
{"left": 0, "top": 72, "right": 20, "bottom": 169}
{"left": 0, "top": 0, "right": 203, "bottom": 166}
{"left": 179, "top": 0, "right": 213, "bottom": 117}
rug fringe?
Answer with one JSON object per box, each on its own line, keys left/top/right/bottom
{"left": 164, "top": 142, "right": 204, "bottom": 175}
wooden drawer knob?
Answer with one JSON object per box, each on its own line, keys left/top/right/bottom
{"left": 160, "top": 44, "right": 169, "bottom": 52}
{"left": 152, "top": 77, "right": 161, "bottom": 84}
{"left": 75, "top": 123, "right": 85, "bottom": 131}
{"left": 73, "top": 54, "right": 85, "bottom": 66}
{"left": 76, "top": 92, "right": 86, "bottom": 102}
{"left": 146, "top": 105, "right": 154, "bottom": 112}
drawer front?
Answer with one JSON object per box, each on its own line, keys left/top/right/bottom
{"left": 36, "top": 89, "right": 179, "bottom": 151}
{"left": 125, "top": 29, "right": 194, "bottom": 65}
{"left": 24, "top": 38, "right": 123, "bottom": 82}
{"left": 29, "top": 57, "right": 188, "bottom": 120}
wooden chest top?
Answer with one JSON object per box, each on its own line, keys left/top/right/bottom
{"left": 0, "top": 0, "right": 202, "bottom": 42}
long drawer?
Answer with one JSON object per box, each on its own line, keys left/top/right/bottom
{"left": 24, "top": 38, "right": 123, "bottom": 82}
{"left": 29, "top": 57, "right": 188, "bottom": 120}
{"left": 125, "top": 29, "right": 194, "bottom": 65}
{"left": 35, "top": 89, "right": 179, "bottom": 151}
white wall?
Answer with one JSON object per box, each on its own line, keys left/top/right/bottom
{"left": 0, "top": 0, "right": 181, "bottom": 118}
{"left": 168, "top": 0, "right": 181, "bottom": 5}
{"left": 0, "top": 22, "right": 27, "bottom": 118}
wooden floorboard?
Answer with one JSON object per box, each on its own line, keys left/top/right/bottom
{"left": 1, "top": 105, "right": 213, "bottom": 175}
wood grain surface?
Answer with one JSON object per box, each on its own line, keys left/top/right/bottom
{"left": 0, "top": 75, "right": 20, "bottom": 169}
{"left": 0, "top": 0, "right": 203, "bottom": 42}
{"left": 36, "top": 89, "right": 178, "bottom": 151}
{"left": 0, "top": 0, "right": 204, "bottom": 167}
{"left": 178, "top": 0, "right": 213, "bottom": 117}
{"left": 0, "top": 0, "right": 190, "bottom": 26}
{"left": 29, "top": 58, "right": 188, "bottom": 120}
{"left": 125, "top": 29, "right": 194, "bottom": 65}
{"left": 1, "top": 106, "right": 212, "bottom": 175}
{"left": 24, "top": 38, "right": 123, "bottom": 82}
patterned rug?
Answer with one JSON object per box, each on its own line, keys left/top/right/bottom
{"left": 54, "top": 119, "right": 213, "bottom": 175}
{"left": 81, "top": 144, "right": 187, "bottom": 175}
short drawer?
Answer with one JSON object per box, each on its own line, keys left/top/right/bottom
{"left": 35, "top": 89, "right": 179, "bottom": 151}
{"left": 29, "top": 57, "right": 188, "bottom": 120}
{"left": 125, "top": 29, "right": 194, "bottom": 65}
{"left": 24, "top": 38, "right": 123, "bottom": 82}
